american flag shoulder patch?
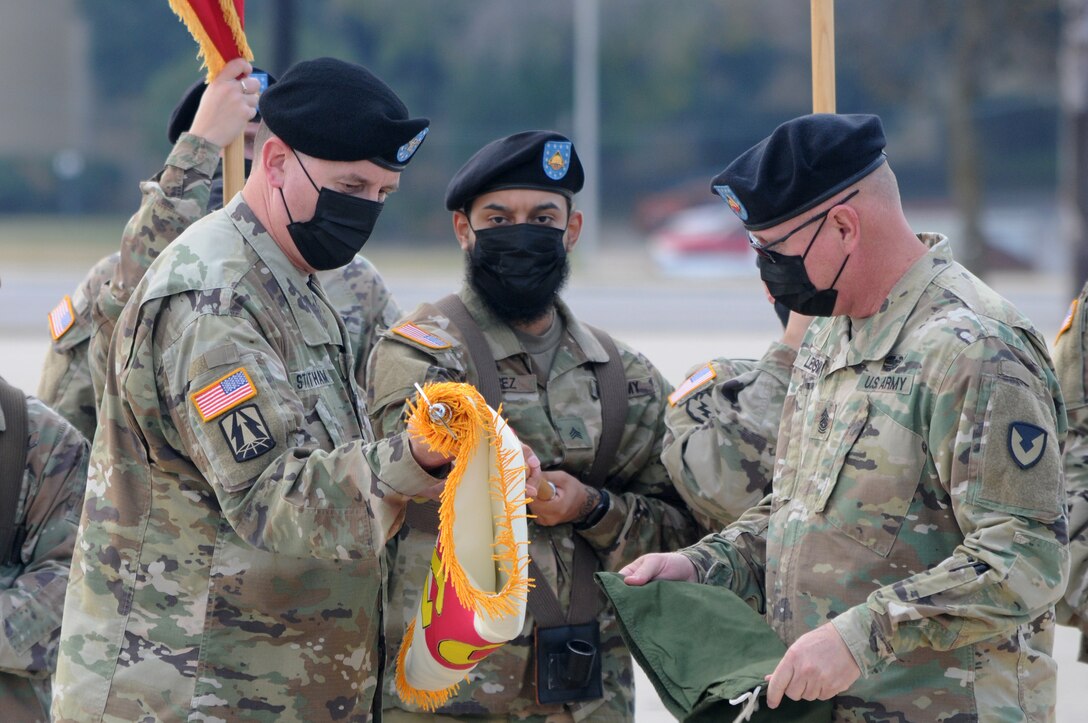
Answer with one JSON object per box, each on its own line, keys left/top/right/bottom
{"left": 1056, "top": 298, "right": 1078, "bottom": 345}
{"left": 190, "top": 367, "right": 258, "bottom": 422}
{"left": 668, "top": 364, "right": 717, "bottom": 406}
{"left": 392, "top": 323, "right": 451, "bottom": 350}
{"left": 48, "top": 295, "right": 76, "bottom": 341}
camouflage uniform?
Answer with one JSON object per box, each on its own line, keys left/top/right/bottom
{"left": 1052, "top": 280, "right": 1088, "bottom": 662}
{"left": 0, "top": 391, "right": 89, "bottom": 722}
{"left": 681, "top": 236, "right": 1069, "bottom": 720}
{"left": 661, "top": 342, "right": 794, "bottom": 532}
{"left": 52, "top": 196, "right": 438, "bottom": 722}
{"left": 37, "top": 255, "right": 117, "bottom": 441}
{"left": 367, "top": 285, "right": 696, "bottom": 722}
{"left": 38, "top": 132, "right": 400, "bottom": 435}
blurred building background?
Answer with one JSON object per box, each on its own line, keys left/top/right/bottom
{"left": 0, "top": 0, "right": 1074, "bottom": 282}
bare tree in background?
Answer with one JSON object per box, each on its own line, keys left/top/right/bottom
{"left": 1063, "top": 0, "right": 1088, "bottom": 296}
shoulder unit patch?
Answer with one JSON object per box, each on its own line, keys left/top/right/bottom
{"left": 668, "top": 364, "right": 717, "bottom": 406}
{"left": 393, "top": 323, "right": 451, "bottom": 350}
{"left": 48, "top": 295, "right": 76, "bottom": 341}
{"left": 1008, "top": 421, "right": 1047, "bottom": 470}
{"left": 191, "top": 367, "right": 258, "bottom": 422}
{"left": 219, "top": 404, "right": 276, "bottom": 463}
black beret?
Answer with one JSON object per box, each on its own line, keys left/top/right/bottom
{"left": 710, "top": 113, "right": 887, "bottom": 231}
{"left": 258, "top": 57, "right": 429, "bottom": 169}
{"left": 445, "top": 130, "right": 584, "bottom": 211}
{"left": 167, "top": 68, "right": 277, "bottom": 144}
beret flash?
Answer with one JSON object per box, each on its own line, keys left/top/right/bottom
{"left": 445, "top": 130, "right": 584, "bottom": 211}
{"left": 710, "top": 113, "right": 887, "bottom": 231}
{"left": 259, "top": 57, "right": 429, "bottom": 169}
{"left": 167, "top": 68, "right": 277, "bottom": 145}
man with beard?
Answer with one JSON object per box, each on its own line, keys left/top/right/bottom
{"left": 53, "top": 57, "right": 449, "bottom": 721}
{"left": 38, "top": 58, "right": 401, "bottom": 440}
{"left": 367, "top": 131, "right": 696, "bottom": 722}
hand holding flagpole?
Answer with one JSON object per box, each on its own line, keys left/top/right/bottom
{"left": 169, "top": 0, "right": 254, "bottom": 201}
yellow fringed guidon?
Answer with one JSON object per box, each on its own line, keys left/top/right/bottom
{"left": 167, "top": 0, "right": 254, "bottom": 82}
{"left": 396, "top": 382, "right": 531, "bottom": 711}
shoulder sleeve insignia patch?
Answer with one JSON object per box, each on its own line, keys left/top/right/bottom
{"left": 392, "top": 323, "right": 451, "bottom": 350}
{"left": 1008, "top": 421, "right": 1047, "bottom": 470}
{"left": 190, "top": 367, "right": 258, "bottom": 422}
{"left": 48, "top": 295, "right": 76, "bottom": 341}
{"left": 1056, "top": 298, "right": 1078, "bottom": 345}
{"left": 668, "top": 364, "right": 717, "bottom": 406}
{"left": 219, "top": 404, "right": 276, "bottom": 463}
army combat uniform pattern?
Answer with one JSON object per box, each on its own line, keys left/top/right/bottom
{"left": 661, "top": 342, "right": 794, "bottom": 533}
{"left": 367, "top": 286, "right": 696, "bottom": 722}
{"left": 37, "top": 132, "right": 401, "bottom": 437}
{"left": 1052, "top": 279, "right": 1088, "bottom": 662}
{"left": 0, "top": 393, "right": 88, "bottom": 722}
{"left": 37, "top": 255, "right": 116, "bottom": 441}
{"left": 682, "top": 236, "right": 1069, "bottom": 721}
{"left": 52, "top": 196, "right": 438, "bottom": 722}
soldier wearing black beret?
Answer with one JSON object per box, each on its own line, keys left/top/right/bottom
{"left": 53, "top": 58, "right": 450, "bottom": 721}
{"left": 620, "top": 112, "right": 1069, "bottom": 720}
{"left": 368, "top": 131, "right": 696, "bottom": 721}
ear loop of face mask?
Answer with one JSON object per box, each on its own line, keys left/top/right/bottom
{"left": 279, "top": 149, "right": 321, "bottom": 224}
{"left": 798, "top": 207, "right": 850, "bottom": 291}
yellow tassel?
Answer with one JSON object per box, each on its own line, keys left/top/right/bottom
{"left": 168, "top": 0, "right": 254, "bottom": 82}
{"left": 396, "top": 382, "right": 532, "bottom": 710}
{"left": 394, "top": 618, "right": 463, "bottom": 711}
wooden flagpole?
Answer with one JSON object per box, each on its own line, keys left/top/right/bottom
{"left": 811, "top": 0, "right": 836, "bottom": 113}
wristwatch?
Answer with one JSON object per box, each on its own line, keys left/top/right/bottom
{"left": 573, "top": 488, "right": 610, "bottom": 530}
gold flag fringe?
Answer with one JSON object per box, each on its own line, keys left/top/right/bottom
{"left": 395, "top": 382, "right": 531, "bottom": 710}
{"left": 168, "top": 0, "right": 254, "bottom": 82}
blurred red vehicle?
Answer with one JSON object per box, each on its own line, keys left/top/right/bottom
{"left": 648, "top": 203, "right": 755, "bottom": 277}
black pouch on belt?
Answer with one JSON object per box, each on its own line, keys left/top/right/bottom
{"left": 533, "top": 621, "right": 603, "bottom": 705}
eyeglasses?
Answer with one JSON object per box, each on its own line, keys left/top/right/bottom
{"left": 747, "top": 189, "right": 860, "bottom": 262}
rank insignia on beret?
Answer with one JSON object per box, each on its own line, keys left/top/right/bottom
{"left": 397, "top": 127, "right": 429, "bottom": 163}
{"left": 1056, "top": 298, "right": 1078, "bottom": 344}
{"left": 1008, "top": 421, "right": 1047, "bottom": 470}
{"left": 48, "top": 295, "right": 76, "bottom": 341}
{"left": 393, "top": 323, "right": 451, "bottom": 350}
{"left": 191, "top": 367, "right": 258, "bottom": 422}
{"left": 542, "top": 140, "right": 572, "bottom": 180}
{"left": 714, "top": 185, "right": 748, "bottom": 222}
{"left": 668, "top": 364, "right": 717, "bottom": 406}
{"left": 219, "top": 404, "right": 276, "bottom": 463}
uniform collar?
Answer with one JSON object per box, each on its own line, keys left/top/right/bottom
{"left": 457, "top": 284, "right": 609, "bottom": 365}
{"left": 225, "top": 195, "right": 336, "bottom": 347}
{"left": 821, "top": 233, "right": 952, "bottom": 370}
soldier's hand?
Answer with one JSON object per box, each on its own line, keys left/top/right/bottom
{"left": 618, "top": 552, "right": 697, "bottom": 586}
{"left": 527, "top": 470, "right": 590, "bottom": 526}
{"left": 765, "top": 622, "right": 861, "bottom": 708}
{"left": 189, "top": 57, "right": 260, "bottom": 149}
{"left": 407, "top": 432, "right": 454, "bottom": 473}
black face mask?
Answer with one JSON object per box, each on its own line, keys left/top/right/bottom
{"left": 467, "top": 223, "right": 569, "bottom": 325}
{"left": 756, "top": 213, "right": 849, "bottom": 317}
{"left": 281, "top": 151, "right": 383, "bottom": 271}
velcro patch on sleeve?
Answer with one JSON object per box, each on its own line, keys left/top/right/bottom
{"left": 48, "top": 295, "right": 76, "bottom": 341}
{"left": 190, "top": 367, "right": 258, "bottom": 422}
{"left": 668, "top": 364, "right": 717, "bottom": 406}
{"left": 392, "top": 323, "right": 451, "bottom": 350}
{"left": 1055, "top": 298, "right": 1078, "bottom": 345}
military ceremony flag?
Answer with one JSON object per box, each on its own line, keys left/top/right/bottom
{"left": 168, "top": 0, "right": 253, "bottom": 200}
